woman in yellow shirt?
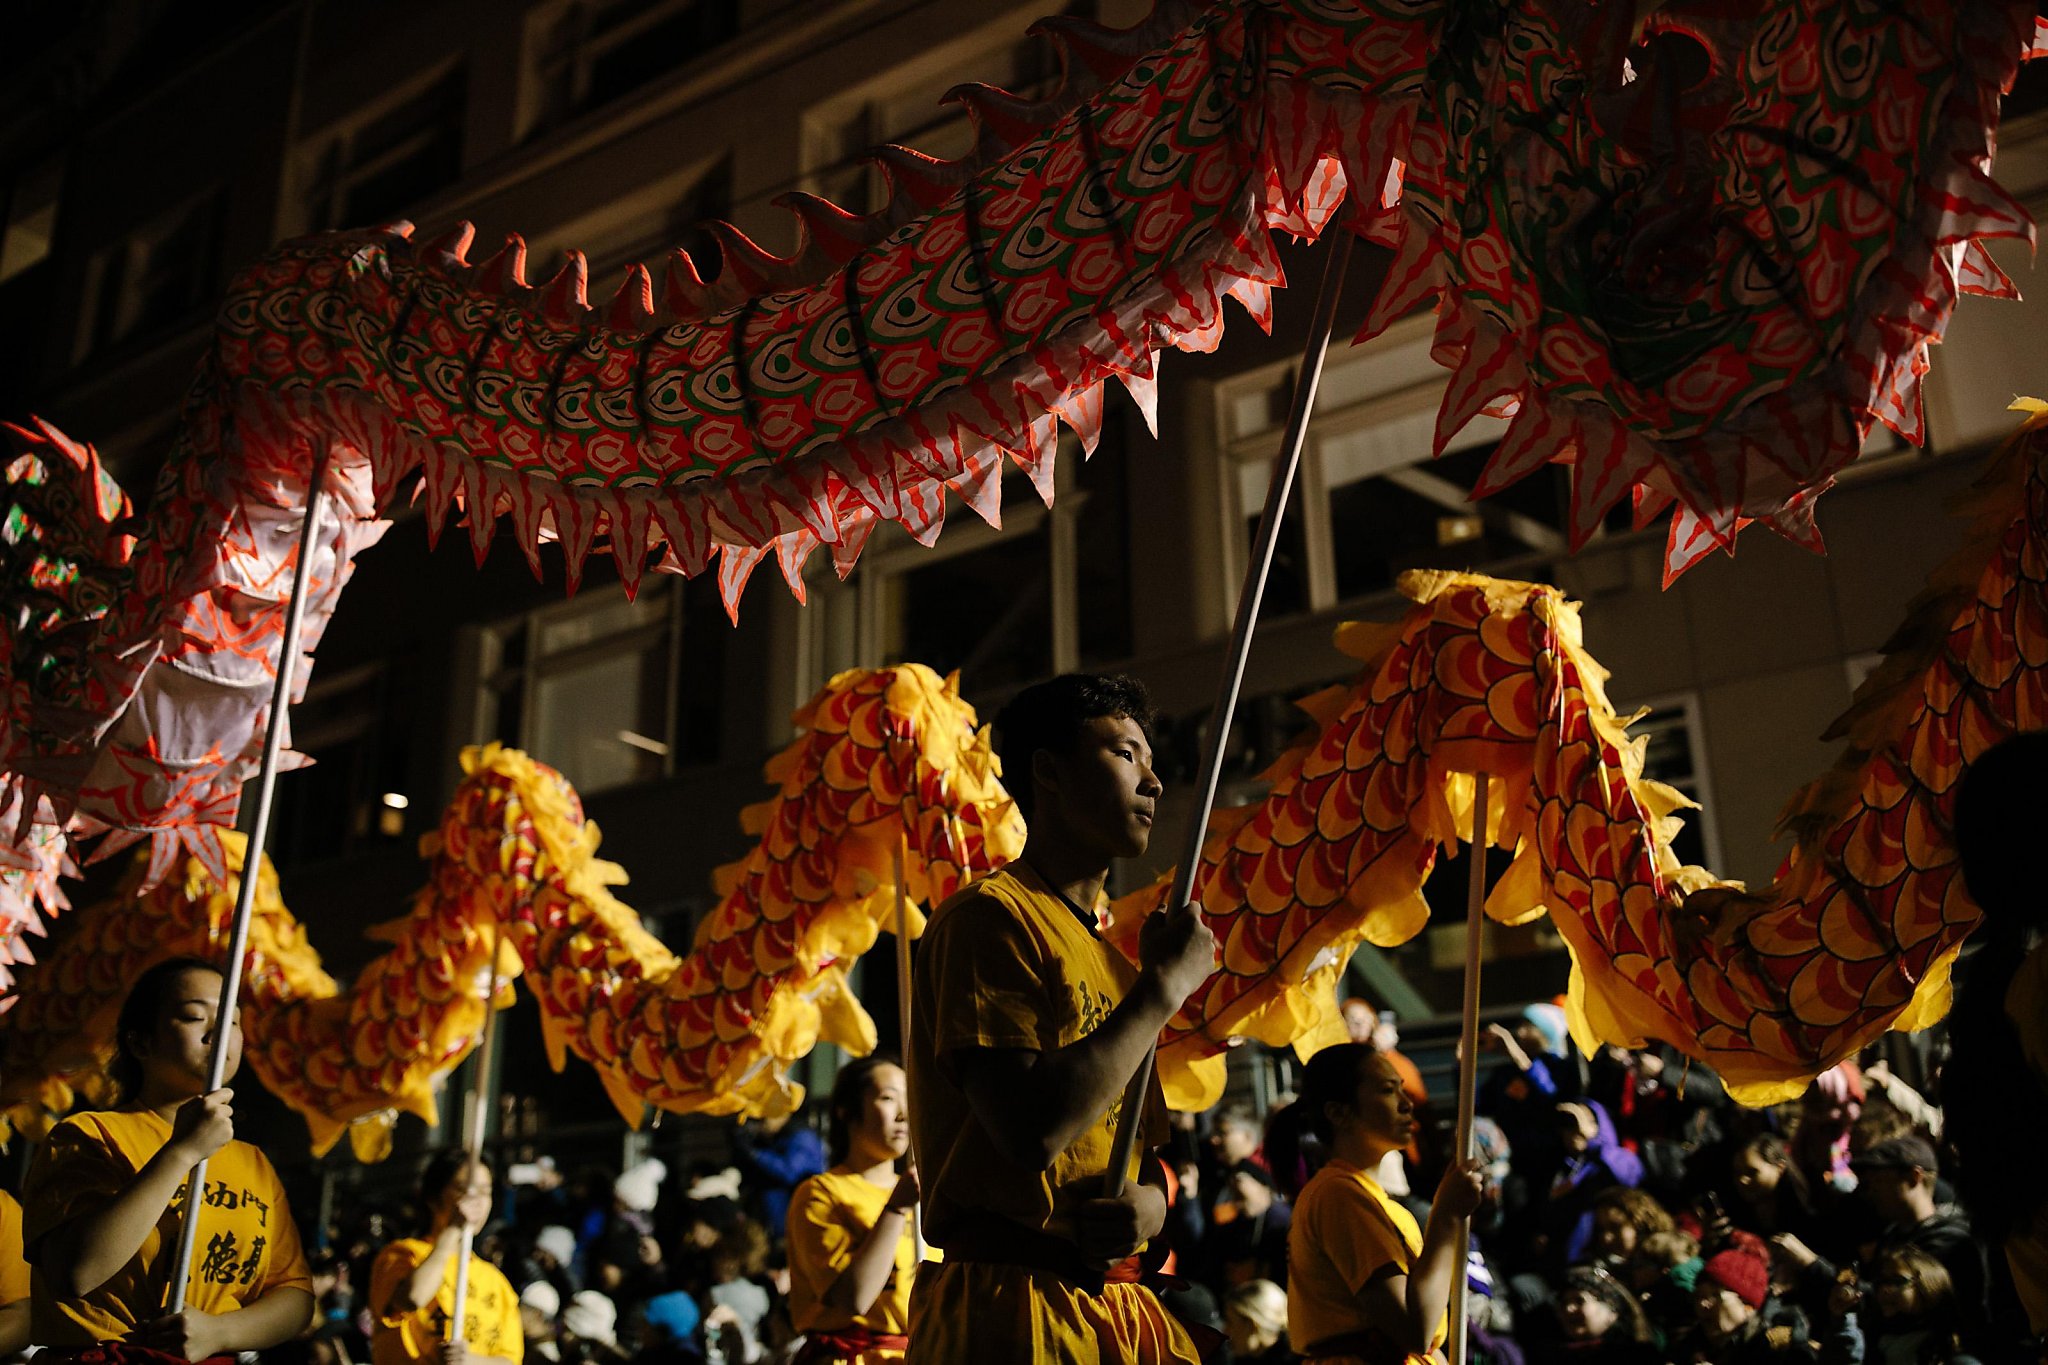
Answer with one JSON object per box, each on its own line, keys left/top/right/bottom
{"left": 786, "top": 1057, "right": 920, "bottom": 1363}
{"left": 370, "top": 1152, "right": 522, "bottom": 1365}
{"left": 1, "top": 1189, "right": 30, "bottom": 1352}
{"left": 1267, "top": 1043, "right": 1481, "bottom": 1364}
{"left": 22, "top": 954, "right": 315, "bottom": 1359}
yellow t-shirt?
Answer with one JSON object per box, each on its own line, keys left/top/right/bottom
{"left": 22, "top": 1109, "right": 312, "bottom": 1346}
{"left": 0, "top": 1190, "right": 28, "bottom": 1305}
{"left": 370, "top": 1237, "right": 523, "bottom": 1365}
{"left": 1287, "top": 1157, "right": 1444, "bottom": 1360}
{"left": 786, "top": 1168, "right": 920, "bottom": 1337}
{"left": 2006, "top": 944, "right": 2048, "bottom": 1330}
{"left": 908, "top": 867, "right": 1163, "bottom": 1247}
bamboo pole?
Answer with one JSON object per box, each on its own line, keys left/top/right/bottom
{"left": 1103, "top": 229, "right": 1354, "bottom": 1197}
{"left": 449, "top": 924, "right": 507, "bottom": 1342}
{"left": 893, "top": 836, "right": 926, "bottom": 1258}
{"left": 167, "top": 441, "right": 333, "bottom": 1314}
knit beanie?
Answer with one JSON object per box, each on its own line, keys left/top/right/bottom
{"left": 1700, "top": 1237, "right": 1769, "bottom": 1309}
{"left": 1522, "top": 1004, "right": 1570, "bottom": 1057}
{"left": 613, "top": 1158, "right": 667, "bottom": 1214}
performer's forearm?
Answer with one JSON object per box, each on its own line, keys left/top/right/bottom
{"left": 36, "top": 1139, "right": 204, "bottom": 1297}
{"left": 1400, "top": 1203, "right": 1466, "bottom": 1355}
{"left": 960, "top": 973, "right": 1178, "bottom": 1170}
{"left": 211, "top": 1286, "right": 317, "bottom": 1352}
{"left": 0, "top": 1299, "right": 28, "bottom": 1354}
{"left": 389, "top": 1226, "right": 463, "bottom": 1315}
{"left": 823, "top": 1208, "right": 908, "bottom": 1315}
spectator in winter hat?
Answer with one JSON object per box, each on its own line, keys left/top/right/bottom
{"left": 1677, "top": 1233, "right": 1815, "bottom": 1364}
{"left": 594, "top": 1161, "right": 667, "bottom": 1302}
{"left": 559, "top": 1290, "right": 623, "bottom": 1365}
{"left": 1221, "top": 1279, "right": 1292, "bottom": 1365}
{"left": 519, "top": 1282, "right": 561, "bottom": 1364}
{"left": 631, "top": 1288, "right": 703, "bottom": 1365}
{"left": 517, "top": 1224, "right": 580, "bottom": 1303}
{"left": 613, "top": 1160, "right": 667, "bottom": 1221}
{"left": 535, "top": 1226, "right": 578, "bottom": 1274}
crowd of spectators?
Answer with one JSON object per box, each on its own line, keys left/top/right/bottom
{"left": 1147, "top": 999, "right": 2008, "bottom": 1365}
{"left": 273, "top": 994, "right": 2004, "bottom": 1365}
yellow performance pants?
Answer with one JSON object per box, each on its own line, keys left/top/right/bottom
{"left": 903, "top": 1261, "right": 1201, "bottom": 1365}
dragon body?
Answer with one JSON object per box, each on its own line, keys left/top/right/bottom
{"left": 0, "top": 666, "right": 1022, "bottom": 1155}
{"left": 3, "top": 0, "right": 2035, "bottom": 899}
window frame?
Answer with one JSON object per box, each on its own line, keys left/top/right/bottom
{"left": 72, "top": 185, "right": 226, "bottom": 362}
{"left": 1621, "top": 691, "right": 1725, "bottom": 875}
{"left": 796, "top": 5, "right": 1073, "bottom": 213}
{"left": 476, "top": 583, "right": 686, "bottom": 797}
{"left": 290, "top": 61, "right": 467, "bottom": 237}
{"left": 0, "top": 154, "right": 64, "bottom": 285}
{"left": 518, "top": 0, "right": 740, "bottom": 142}
{"left": 1212, "top": 314, "right": 1921, "bottom": 619}
{"left": 796, "top": 451, "right": 1095, "bottom": 711}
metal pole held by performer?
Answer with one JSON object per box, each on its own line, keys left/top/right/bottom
{"left": 167, "top": 440, "right": 335, "bottom": 1314}
{"left": 1104, "top": 228, "right": 1355, "bottom": 1197}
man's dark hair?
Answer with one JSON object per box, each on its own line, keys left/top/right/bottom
{"left": 993, "top": 674, "right": 1156, "bottom": 822}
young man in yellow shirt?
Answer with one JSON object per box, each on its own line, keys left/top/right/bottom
{"left": 905, "top": 673, "right": 1216, "bottom": 1364}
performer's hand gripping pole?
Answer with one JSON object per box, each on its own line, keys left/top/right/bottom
{"left": 168, "top": 440, "right": 334, "bottom": 1314}
{"left": 1103, "top": 229, "right": 1354, "bottom": 1197}
{"left": 1448, "top": 773, "right": 1490, "bottom": 1365}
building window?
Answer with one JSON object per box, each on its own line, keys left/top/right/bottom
{"left": 299, "top": 65, "right": 467, "bottom": 233}
{"left": 271, "top": 663, "right": 403, "bottom": 868}
{"left": 803, "top": 418, "right": 1134, "bottom": 713}
{"left": 0, "top": 155, "right": 63, "bottom": 284}
{"left": 531, "top": 157, "right": 731, "bottom": 294}
{"left": 800, "top": 9, "right": 1080, "bottom": 212}
{"left": 74, "top": 187, "right": 226, "bottom": 359}
{"left": 521, "top": 0, "right": 740, "bottom": 140}
{"left": 1631, "top": 696, "right": 1721, "bottom": 872}
{"left": 1215, "top": 312, "right": 1637, "bottom": 622}
{"left": 478, "top": 585, "right": 687, "bottom": 798}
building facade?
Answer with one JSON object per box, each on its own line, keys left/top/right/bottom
{"left": 4, "top": 0, "right": 2045, "bottom": 1179}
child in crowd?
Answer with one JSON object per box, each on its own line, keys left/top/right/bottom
{"left": 785, "top": 1056, "right": 920, "bottom": 1362}
{"left": 1821, "top": 1246, "right": 1978, "bottom": 1365}
{"left": 1536, "top": 1265, "right": 1658, "bottom": 1365}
